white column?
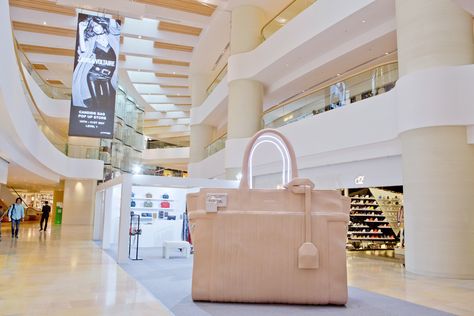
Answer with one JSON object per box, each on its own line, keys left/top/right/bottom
{"left": 396, "top": 0, "right": 474, "bottom": 278}
{"left": 189, "top": 73, "right": 214, "bottom": 166}
{"left": 0, "top": 157, "right": 8, "bottom": 184}
{"left": 62, "top": 179, "right": 97, "bottom": 226}
{"left": 226, "top": 5, "right": 265, "bottom": 179}
{"left": 117, "top": 175, "right": 132, "bottom": 263}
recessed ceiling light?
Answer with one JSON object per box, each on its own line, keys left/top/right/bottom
{"left": 337, "top": 73, "right": 341, "bottom": 76}
{"left": 43, "top": 21, "right": 47, "bottom": 25}
{"left": 172, "top": 72, "right": 176, "bottom": 74}
{"left": 177, "top": 93, "right": 180, "bottom": 96}
{"left": 138, "top": 35, "right": 142, "bottom": 39}
{"left": 362, "top": 19, "right": 366, "bottom": 23}
{"left": 385, "top": 52, "right": 389, "bottom": 55}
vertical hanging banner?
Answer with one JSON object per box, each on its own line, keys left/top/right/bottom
{"left": 68, "top": 13, "right": 121, "bottom": 139}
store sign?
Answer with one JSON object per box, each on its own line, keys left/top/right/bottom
{"left": 68, "top": 13, "right": 121, "bottom": 139}
{"left": 354, "top": 175, "right": 365, "bottom": 185}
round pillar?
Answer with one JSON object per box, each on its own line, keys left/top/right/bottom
{"left": 226, "top": 5, "right": 265, "bottom": 179}
{"left": 189, "top": 73, "right": 215, "bottom": 165}
{"left": 396, "top": 0, "right": 474, "bottom": 278}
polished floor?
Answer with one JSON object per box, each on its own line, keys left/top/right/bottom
{"left": 0, "top": 221, "right": 170, "bottom": 316}
{"left": 0, "top": 222, "right": 473, "bottom": 315}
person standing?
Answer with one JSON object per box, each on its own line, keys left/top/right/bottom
{"left": 8, "top": 198, "right": 25, "bottom": 239}
{"left": 39, "top": 201, "right": 51, "bottom": 232}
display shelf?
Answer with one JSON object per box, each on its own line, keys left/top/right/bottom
{"left": 131, "top": 207, "right": 176, "bottom": 211}
{"left": 132, "top": 198, "right": 175, "bottom": 201}
{"left": 348, "top": 231, "right": 383, "bottom": 235}
{"left": 347, "top": 188, "right": 401, "bottom": 251}
{"left": 350, "top": 238, "right": 396, "bottom": 241}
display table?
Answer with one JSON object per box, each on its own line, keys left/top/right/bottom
{"left": 162, "top": 241, "right": 191, "bottom": 259}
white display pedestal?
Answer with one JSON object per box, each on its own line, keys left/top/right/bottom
{"left": 95, "top": 174, "right": 238, "bottom": 263}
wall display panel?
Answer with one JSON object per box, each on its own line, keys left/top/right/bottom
{"left": 69, "top": 13, "right": 121, "bottom": 138}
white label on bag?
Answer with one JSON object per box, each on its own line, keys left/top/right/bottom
{"left": 206, "top": 193, "right": 228, "bottom": 212}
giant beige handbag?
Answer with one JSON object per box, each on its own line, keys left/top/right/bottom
{"left": 187, "top": 129, "right": 350, "bottom": 305}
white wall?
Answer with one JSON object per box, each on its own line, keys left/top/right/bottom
{"left": 62, "top": 179, "right": 97, "bottom": 226}
{"left": 0, "top": 159, "right": 8, "bottom": 184}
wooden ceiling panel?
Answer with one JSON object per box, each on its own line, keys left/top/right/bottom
{"left": 154, "top": 41, "right": 193, "bottom": 52}
{"left": 152, "top": 58, "right": 190, "bottom": 67}
{"left": 9, "top": 0, "right": 76, "bottom": 16}
{"left": 155, "top": 72, "right": 188, "bottom": 79}
{"left": 32, "top": 64, "right": 48, "bottom": 70}
{"left": 46, "top": 79, "right": 64, "bottom": 85}
{"left": 134, "top": 0, "right": 216, "bottom": 16}
{"left": 19, "top": 44, "right": 75, "bottom": 56}
{"left": 160, "top": 85, "right": 189, "bottom": 89}
{"left": 158, "top": 21, "right": 202, "bottom": 36}
{"left": 12, "top": 21, "right": 76, "bottom": 37}
{"left": 166, "top": 95, "right": 191, "bottom": 98}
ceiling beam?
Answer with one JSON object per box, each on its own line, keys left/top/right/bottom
{"left": 9, "top": 0, "right": 76, "bottom": 16}
{"left": 152, "top": 58, "right": 190, "bottom": 67}
{"left": 154, "top": 41, "right": 193, "bottom": 52}
{"left": 155, "top": 72, "right": 188, "bottom": 79}
{"left": 158, "top": 21, "right": 202, "bottom": 36}
{"left": 19, "top": 44, "right": 75, "bottom": 56}
{"left": 134, "top": 0, "right": 216, "bottom": 16}
{"left": 12, "top": 21, "right": 76, "bottom": 37}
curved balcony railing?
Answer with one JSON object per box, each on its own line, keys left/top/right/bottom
{"left": 206, "top": 64, "right": 228, "bottom": 96}
{"left": 17, "top": 45, "right": 71, "bottom": 100}
{"left": 262, "top": 61, "right": 399, "bottom": 128}
{"left": 261, "top": 0, "right": 317, "bottom": 40}
{"left": 14, "top": 40, "right": 100, "bottom": 159}
{"left": 204, "top": 133, "right": 227, "bottom": 158}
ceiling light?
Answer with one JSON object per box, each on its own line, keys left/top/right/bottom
{"left": 138, "top": 35, "right": 142, "bottom": 39}
{"left": 43, "top": 21, "right": 47, "bottom": 25}
{"left": 337, "top": 73, "right": 341, "bottom": 76}
{"left": 276, "top": 17, "right": 287, "bottom": 24}
{"left": 385, "top": 52, "right": 389, "bottom": 55}
{"left": 177, "top": 93, "right": 180, "bottom": 96}
{"left": 172, "top": 72, "right": 176, "bottom": 74}
{"left": 362, "top": 19, "right": 366, "bottom": 23}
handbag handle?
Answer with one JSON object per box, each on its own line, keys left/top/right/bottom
{"left": 240, "top": 129, "right": 298, "bottom": 190}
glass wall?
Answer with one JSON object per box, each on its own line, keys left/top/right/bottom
{"left": 263, "top": 62, "right": 398, "bottom": 128}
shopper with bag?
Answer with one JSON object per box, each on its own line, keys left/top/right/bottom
{"left": 8, "top": 198, "right": 25, "bottom": 239}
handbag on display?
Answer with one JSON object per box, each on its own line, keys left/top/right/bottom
{"left": 144, "top": 201, "right": 153, "bottom": 208}
{"left": 162, "top": 194, "right": 169, "bottom": 199}
{"left": 187, "top": 129, "right": 351, "bottom": 305}
{"left": 160, "top": 201, "right": 170, "bottom": 209}
{"left": 130, "top": 200, "right": 136, "bottom": 208}
{"left": 145, "top": 193, "right": 153, "bottom": 198}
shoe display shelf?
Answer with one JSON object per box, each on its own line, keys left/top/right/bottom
{"left": 347, "top": 189, "right": 398, "bottom": 250}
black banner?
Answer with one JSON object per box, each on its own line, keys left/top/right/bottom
{"left": 68, "top": 13, "right": 121, "bottom": 139}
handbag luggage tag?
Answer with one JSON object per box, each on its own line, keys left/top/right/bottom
{"left": 206, "top": 193, "right": 227, "bottom": 213}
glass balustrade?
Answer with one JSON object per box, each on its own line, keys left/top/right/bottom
{"left": 14, "top": 40, "right": 101, "bottom": 160}
{"left": 262, "top": 62, "right": 399, "bottom": 128}
{"left": 204, "top": 134, "right": 227, "bottom": 158}
{"left": 261, "top": 0, "right": 317, "bottom": 40}
{"left": 16, "top": 45, "right": 71, "bottom": 100}
{"left": 206, "top": 64, "right": 228, "bottom": 96}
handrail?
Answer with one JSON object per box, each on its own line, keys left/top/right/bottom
{"left": 263, "top": 55, "right": 397, "bottom": 116}
{"left": 262, "top": 59, "right": 399, "bottom": 128}
{"left": 204, "top": 133, "right": 227, "bottom": 158}
{"left": 13, "top": 38, "right": 100, "bottom": 159}
{"left": 261, "top": 0, "right": 317, "bottom": 40}
{"left": 16, "top": 43, "right": 71, "bottom": 100}
{"left": 206, "top": 63, "right": 228, "bottom": 95}
{"left": 7, "top": 186, "right": 29, "bottom": 208}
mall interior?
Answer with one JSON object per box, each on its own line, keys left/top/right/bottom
{"left": 0, "top": 0, "right": 473, "bottom": 315}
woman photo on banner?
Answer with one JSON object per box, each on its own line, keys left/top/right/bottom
{"left": 72, "top": 14, "right": 120, "bottom": 109}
